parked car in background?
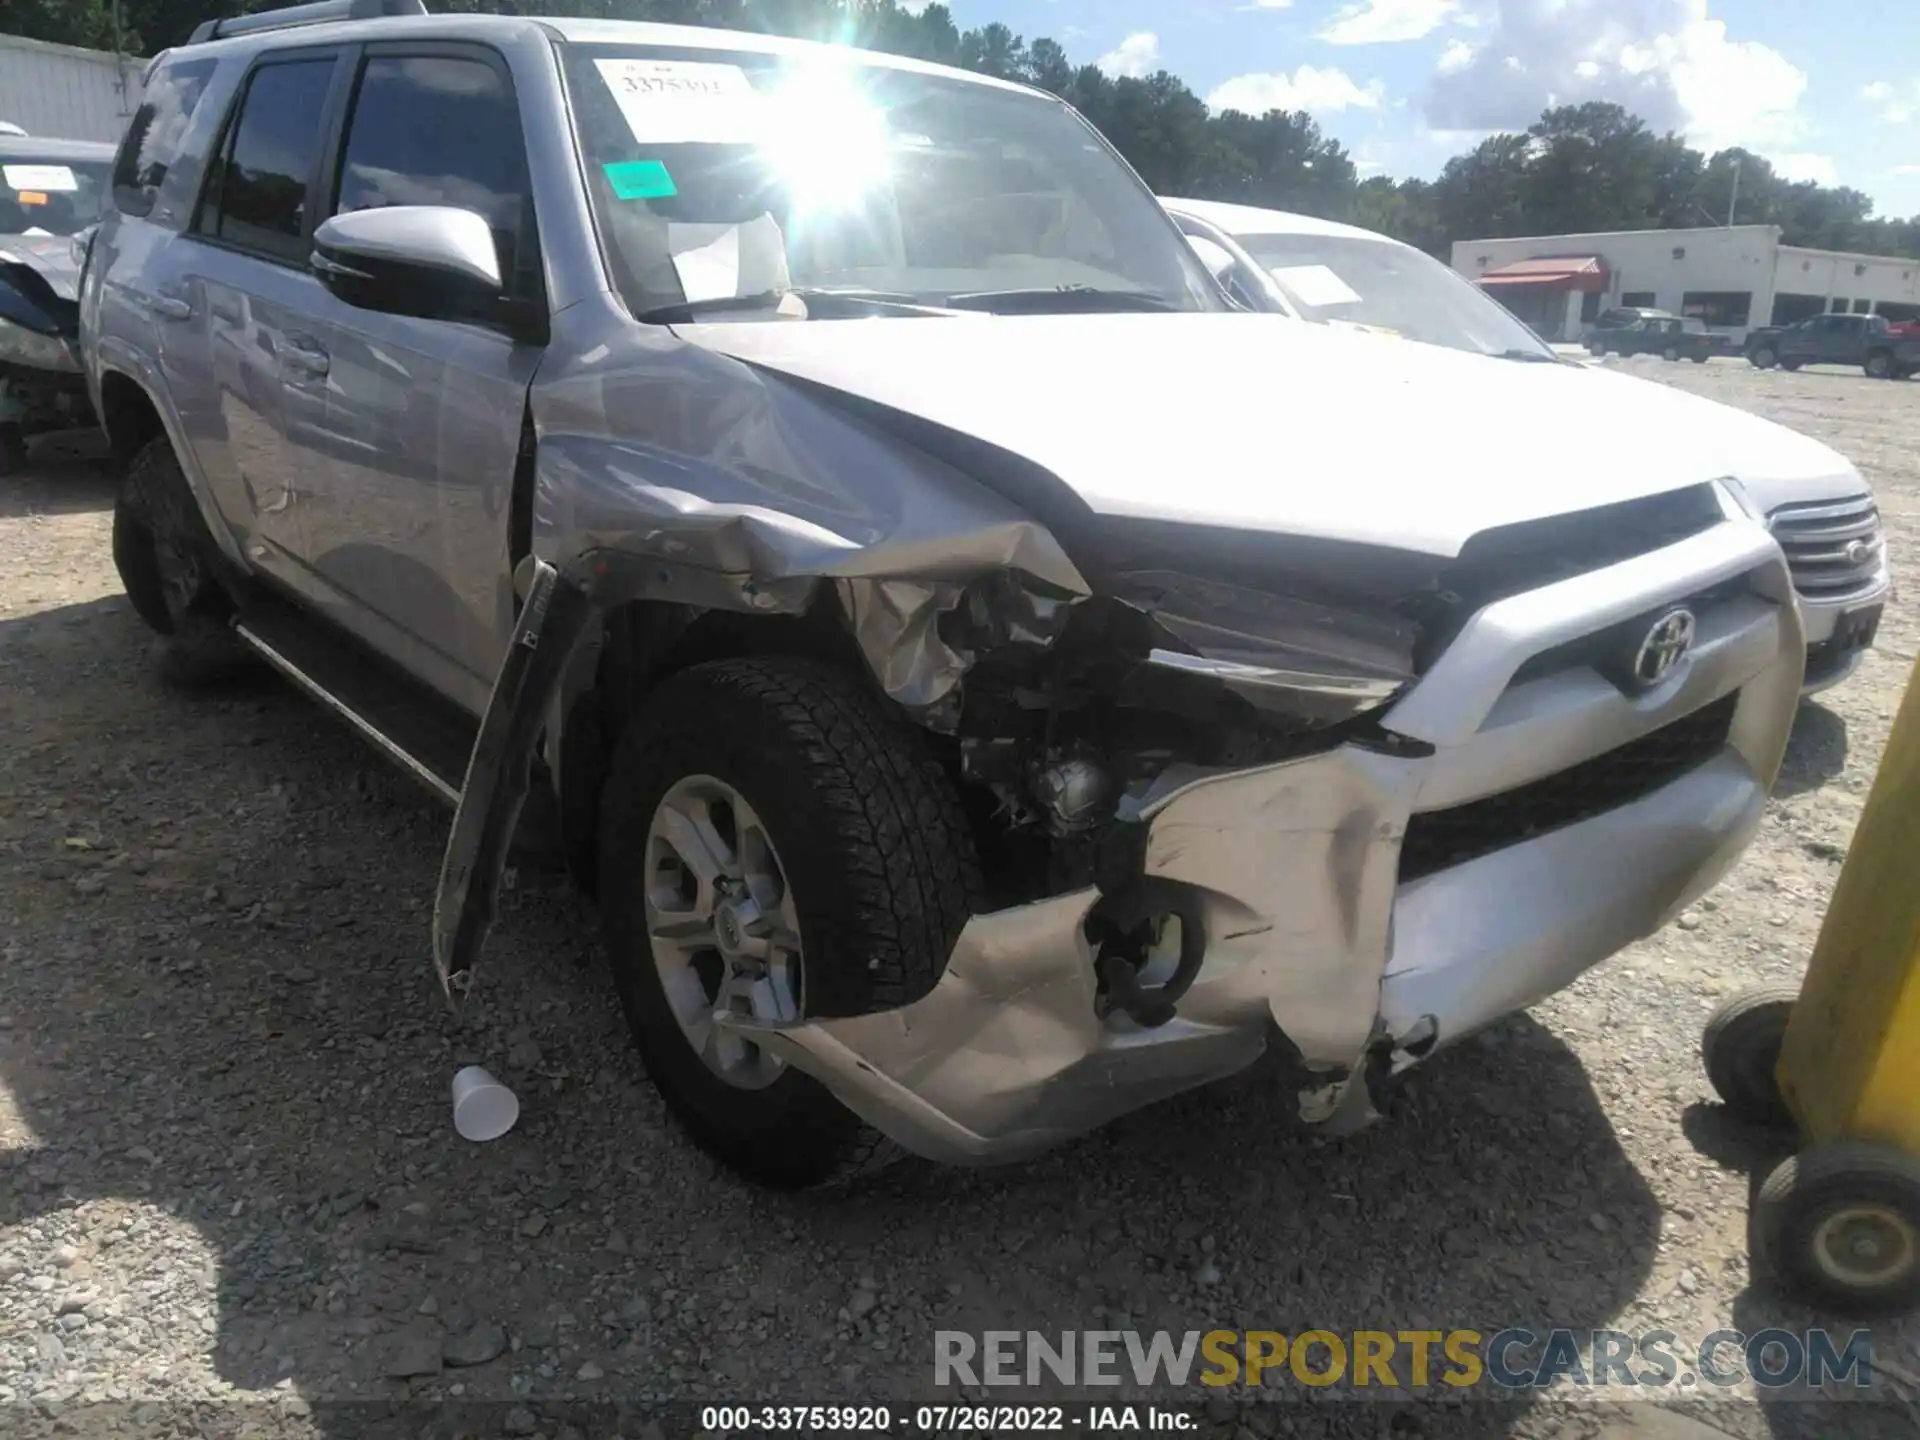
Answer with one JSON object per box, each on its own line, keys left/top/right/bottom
{"left": 1745, "top": 313, "right": 1920, "bottom": 380}
{"left": 1161, "top": 197, "right": 1887, "bottom": 696}
{"left": 0, "top": 134, "right": 113, "bottom": 471}
{"left": 1587, "top": 312, "right": 1735, "bottom": 364}
{"left": 1162, "top": 197, "right": 1560, "bottom": 361}
{"left": 1584, "top": 305, "right": 1672, "bottom": 345}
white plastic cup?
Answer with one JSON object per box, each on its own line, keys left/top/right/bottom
{"left": 451, "top": 1066, "right": 519, "bottom": 1142}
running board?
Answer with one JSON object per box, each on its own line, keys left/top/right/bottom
{"left": 231, "top": 594, "right": 478, "bottom": 805}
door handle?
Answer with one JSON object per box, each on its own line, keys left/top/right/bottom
{"left": 146, "top": 293, "right": 193, "bottom": 321}
{"left": 281, "top": 336, "right": 330, "bottom": 377}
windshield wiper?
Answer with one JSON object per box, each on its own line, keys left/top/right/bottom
{"left": 1489, "top": 348, "right": 1565, "bottom": 363}
{"left": 633, "top": 287, "right": 954, "bottom": 325}
{"left": 941, "top": 285, "right": 1181, "bottom": 315}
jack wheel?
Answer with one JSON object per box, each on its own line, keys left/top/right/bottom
{"left": 1702, "top": 984, "right": 1798, "bottom": 1128}
{"left": 1753, "top": 1143, "right": 1920, "bottom": 1318}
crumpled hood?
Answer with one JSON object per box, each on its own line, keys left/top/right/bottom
{"left": 676, "top": 312, "right": 1863, "bottom": 557}
{"left": 0, "top": 234, "right": 80, "bottom": 303}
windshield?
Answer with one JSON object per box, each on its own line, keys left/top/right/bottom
{"left": 562, "top": 45, "right": 1222, "bottom": 320}
{"left": 0, "top": 156, "right": 111, "bottom": 236}
{"left": 1233, "top": 231, "right": 1555, "bottom": 360}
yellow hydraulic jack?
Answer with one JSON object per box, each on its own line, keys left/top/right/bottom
{"left": 1702, "top": 652, "right": 1920, "bottom": 1318}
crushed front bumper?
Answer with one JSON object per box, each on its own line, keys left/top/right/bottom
{"left": 721, "top": 510, "right": 1806, "bottom": 1164}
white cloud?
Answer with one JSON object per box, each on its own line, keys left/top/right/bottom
{"left": 1863, "top": 78, "right": 1919, "bottom": 124}
{"left": 1426, "top": 1, "right": 1807, "bottom": 154}
{"left": 1208, "top": 65, "right": 1387, "bottom": 114}
{"left": 1097, "top": 32, "right": 1161, "bottom": 79}
{"left": 1436, "top": 38, "right": 1473, "bottom": 74}
{"left": 1241, "top": 0, "right": 1296, "bottom": 8}
{"left": 1319, "top": 0, "right": 1458, "bottom": 45}
{"left": 894, "top": 0, "right": 933, "bottom": 13}
{"left": 1771, "top": 153, "right": 1838, "bottom": 186}
{"left": 1892, "top": 163, "right": 1920, "bottom": 177}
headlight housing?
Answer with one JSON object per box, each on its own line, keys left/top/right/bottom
{"left": 1107, "top": 567, "right": 1419, "bottom": 726}
{"left": 0, "top": 313, "right": 83, "bottom": 373}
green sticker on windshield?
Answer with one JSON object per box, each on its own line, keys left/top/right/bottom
{"left": 603, "top": 160, "right": 677, "bottom": 200}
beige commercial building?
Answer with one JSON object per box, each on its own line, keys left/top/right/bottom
{"left": 1451, "top": 224, "right": 1920, "bottom": 345}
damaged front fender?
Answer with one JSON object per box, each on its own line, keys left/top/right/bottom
{"left": 433, "top": 314, "right": 1098, "bottom": 1005}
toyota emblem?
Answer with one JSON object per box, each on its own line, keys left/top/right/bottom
{"left": 1845, "top": 538, "right": 1873, "bottom": 567}
{"left": 1633, "top": 608, "right": 1697, "bottom": 689}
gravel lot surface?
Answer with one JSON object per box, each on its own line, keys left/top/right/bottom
{"left": 2, "top": 363, "right": 1918, "bottom": 1440}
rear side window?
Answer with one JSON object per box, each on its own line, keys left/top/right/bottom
{"left": 111, "top": 57, "right": 218, "bottom": 218}
{"left": 200, "top": 57, "right": 336, "bottom": 264}
{"left": 329, "top": 54, "right": 535, "bottom": 293}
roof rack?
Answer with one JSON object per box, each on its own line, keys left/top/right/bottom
{"left": 186, "top": 0, "right": 428, "bottom": 46}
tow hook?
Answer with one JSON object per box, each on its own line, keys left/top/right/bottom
{"left": 1091, "top": 878, "right": 1206, "bottom": 1028}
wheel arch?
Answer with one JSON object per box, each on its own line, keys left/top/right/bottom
{"left": 96, "top": 366, "right": 169, "bottom": 463}
{"left": 552, "top": 597, "right": 874, "bottom": 896}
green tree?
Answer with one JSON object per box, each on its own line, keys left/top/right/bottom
{"left": 6, "top": 0, "right": 1914, "bottom": 259}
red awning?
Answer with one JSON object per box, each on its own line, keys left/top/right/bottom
{"left": 1476, "top": 255, "right": 1610, "bottom": 292}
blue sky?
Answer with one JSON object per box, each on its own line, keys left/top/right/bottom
{"left": 933, "top": 0, "right": 1920, "bottom": 218}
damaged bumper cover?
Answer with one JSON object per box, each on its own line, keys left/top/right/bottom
{"left": 716, "top": 511, "right": 1804, "bottom": 1164}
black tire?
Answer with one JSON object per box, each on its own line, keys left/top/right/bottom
{"left": 1781, "top": 359, "right": 1802, "bottom": 372}
{"left": 0, "top": 423, "right": 27, "bottom": 475}
{"left": 1751, "top": 346, "right": 1777, "bottom": 370}
{"left": 1663, "top": 345, "right": 1680, "bottom": 362}
{"left": 112, "top": 436, "right": 250, "bottom": 687}
{"left": 1753, "top": 1143, "right": 1920, "bottom": 1318}
{"left": 1865, "top": 351, "right": 1893, "bottom": 380}
{"left": 1702, "top": 984, "right": 1799, "bottom": 1129}
{"left": 1691, "top": 354, "right": 1709, "bottom": 364}
{"left": 597, "top": 655, "right": 982, "bottom": 1188}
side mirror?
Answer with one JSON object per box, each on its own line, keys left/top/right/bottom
{"left": 311, "top": 205, "right": 510, "bottom": 326}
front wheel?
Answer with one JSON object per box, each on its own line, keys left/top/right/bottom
{"left": 1865, "top": 351, "right": 1894, "bottom": 380}
{"left": 1750, "top": 346, "right": 1777, "bottom": 369}
{"left": 597, "top": 656, "right": 982, "bottom": 1188}
{"left": 1754, "top": 1143, "right": 1920, "bottom": 1318}
{"left": 1663, "top": 345, "right": 1681, "bottom": 362}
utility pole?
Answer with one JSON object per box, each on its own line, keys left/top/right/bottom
{"left": 1727, "top": 158, "right": 1741, "bottom": 227}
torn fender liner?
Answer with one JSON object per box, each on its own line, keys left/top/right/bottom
{"left": 721, "top": 742, "right": 1426, "bottom": 1165}
{"left": 835, "top": 577, "right": 969, "bottom": 716}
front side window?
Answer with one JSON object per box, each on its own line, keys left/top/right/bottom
{"left": 201, "top": 57, "right": 336, "bottom": 263}
{"left": 0, "top": 151, "right": 112, "bottom": 236}
{"left": 561, "top": 45, "right": 1220, "bottom": 319}
{"left": 1235, "top": 230, "right": 1555, "bottom": 360}
{"left": 330, "top": 53, "right": 535, "bottom": 292}
{"left": 111, "top": 57, "right": 219, "bottom": 220}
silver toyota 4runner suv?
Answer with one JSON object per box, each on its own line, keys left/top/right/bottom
{"left": 84, "top": 0, "right": 1823, "bottom": 1188}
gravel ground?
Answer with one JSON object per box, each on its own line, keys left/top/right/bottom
{"left": 2, "top": 364, "right": 1919, "bottom": 1440}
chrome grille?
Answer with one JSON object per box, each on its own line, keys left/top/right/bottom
{"left": 1769, "top": 497, "right": 1885, "bottom": 601}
